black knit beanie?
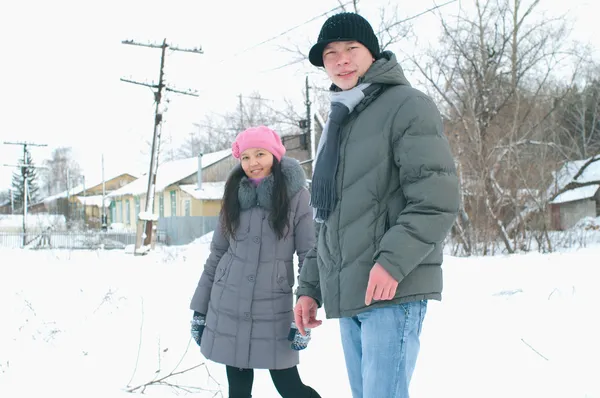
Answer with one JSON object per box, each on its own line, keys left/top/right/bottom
{"left": 308, "top": 12, "right": 380, "bottom": 67}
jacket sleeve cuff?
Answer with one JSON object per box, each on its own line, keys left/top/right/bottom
{"left": 189, "top": 285, "right": 211, "bottom": 315}
{"left": 375, "top": 255, "right": 407, "bottom": 285}
{"left": 295, "top": 287, "right": 322, "bottom": 308}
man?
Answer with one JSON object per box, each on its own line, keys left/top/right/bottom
{"left": 293, "top": 12, "right": 460, "bottom": 398}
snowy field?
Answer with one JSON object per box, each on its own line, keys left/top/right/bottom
{"left": 1, "top": 234, "right": 599, "bottom": 398}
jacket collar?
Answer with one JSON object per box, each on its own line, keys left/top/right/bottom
{"left": 237, "top": 157, "right": 307, "bottom": 210}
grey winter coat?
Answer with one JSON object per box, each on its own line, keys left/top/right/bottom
{"left": 296, "top": 51, "right": 461, "bottom": 319}
{"left": 190, "top": 157, "right": 315, "bottom": 370}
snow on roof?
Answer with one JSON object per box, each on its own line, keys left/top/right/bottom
{"left": 108, "top": 149, "right": 231, "bottom": 198}
{"left": 548, "top": 156, "right": 600, "bottom": 203}
{"left": 38, "top": 172, "right": 137, "bottom": 204}
{"left": 74, "top": 195, "right": 111, "bottom": 208}
{"left": 550, "top": 184, "right": 600, "bottom": 204}
{"left": 179, "top": 182, "right": 225, "bottom": 200}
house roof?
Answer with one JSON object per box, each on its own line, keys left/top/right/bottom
{"left": 179, "top": 182, "right": 225, "bottom": 200}
{"left": 37, "top": 172, "right": 137, "bottom": 205}
{"left": 549, "top": 156, "right": 600, "bottom": 204}
{"left": 108, "top": 149, "right": 231, "bottom": 198}
{"left": 74, "top": 195, "right": 111, "bottom": 208}
{"left": 41, "top": 189, "right": 74, "bottom": 204}
{"left": 551, "top": 185, "right": 600, "bottom": 204}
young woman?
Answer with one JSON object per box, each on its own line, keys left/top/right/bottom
{"left": 189, "top": 126, "right": 321, "bottom": 398}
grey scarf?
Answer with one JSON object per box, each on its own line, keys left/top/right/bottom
{"left": 310, "top": 83, "right": 384, "bottom": 222}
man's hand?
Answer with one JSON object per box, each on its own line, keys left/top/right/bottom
{"left": 365, "top": 263, "right": 398, "bottom": 306}
{"left": 294, "top": 296, "right": 322, "bottom": 336}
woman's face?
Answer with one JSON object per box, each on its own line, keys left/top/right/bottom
{"left": 240, "top": 148, "right": 274, "bottom": 179}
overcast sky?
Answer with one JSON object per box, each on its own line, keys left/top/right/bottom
{"left": 0, "top": 0, "right": 597, "bottom": 192}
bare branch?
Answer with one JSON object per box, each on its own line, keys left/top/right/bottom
{"left": 411, "top": 0, "right": 586, "bottom": 255}
{"left": 572, "top": 155, "right": 600, "bottom": 181}
{"left": 125, "top": 363, "right": 218, "bottom": 393}
{"left": 521, "top": 338, "right": 550, "bottom": 361}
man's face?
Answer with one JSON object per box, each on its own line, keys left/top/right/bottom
{"left": 322, "top": 41, "right": 374, "bottom": 91}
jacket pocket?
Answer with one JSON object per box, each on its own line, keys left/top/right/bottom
{"left": 232, "top": 211, "right": 251, "bottom": 242}
{"left": 214, "top": 254, "right": 233, "bottom": 284}
{"left": 275, "top": 260, "right": 293, "bottom": 293}
{"left": 233, "top": 224, "right": 249, "bottom": 241}
{"left": 384, "top": 209, "right": 390, "bottom": 232}
{"left": 374, "top": 207, "right": 388, "bottom": 247}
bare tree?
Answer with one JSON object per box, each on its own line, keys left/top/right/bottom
{"left": 336, "top": 0, "right": 359, "bottom": 13}
{"left": 548, "top": 155, "right": 600, "bottom": 202}
{"left": 374, "top": 0, "right": 418, "bottom": 52}
{"left": 177, "top": 128, "right": 208, "bottom": 159}
{"left": 182, "top": 115, "right": 237, "bottom": 156}
{"left": 139, "top": 129, "right": 178, "bottom": 165}
{"left": 277, "top": 1, "right": 415, "bottom": 72}
{"left": 173, "top": 92, "right": 305, "bottom": 159}
{"left": 40, "top": 147, "right": 82, "bottom": 197}
{"left": 554, "top": 64, "right": 600, "bottom": 158}
{"left": 412, "top": 0, "right": 584, "bottom": 255}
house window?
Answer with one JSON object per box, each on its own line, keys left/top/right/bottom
{"left": 170, "top": 190, "right": 177, "bottom": 216}
{"left": 125, "top": 199, "right": 131, "bottom": 224}
{"left": 159, "top": 194, "right": 164, "bottom": 218}
{"left": 135, "top": 196, "right": 140, "bottom": 220}
{"left": 116, "top": 200, "right": 122, "bottom": 222}
{"left": 184, "top": 200, "right": 191, "bottom": 216}
{"left": 110, "top": 202, "right": 116, "bottom": 224}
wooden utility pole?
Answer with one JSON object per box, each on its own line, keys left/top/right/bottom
{"left": 10, "top": 188, "right": 14, "bottom": 213}
{"left": 121, "top": 38, "right": 202, "bottom": 255}
{"left": 305, "top": 76, "right": 314, "bottom": 160}
{"left": 66, "top": 168, "right": 71, "bottom": 223}
{"left": 82, "top": 175, "right": 87, "bottom": 226}
{"left": 101, "top": 154, "right": 107, "bottom": 231}
{"left": 3, "top": 141, "right": 47, "bottom": 246}
{"left": 239, "top": 93, "right": 244, "bottom": 131}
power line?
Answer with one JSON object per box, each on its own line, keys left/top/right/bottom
{"left": 260, "top": 58, "right": 306, "bottom": 73}
{"left": 262, "top": 0, "right": 458, "bottom": 73}
{"left": 213, "top": 2, "right": 353, "bottom": 64}
{"left": 120, "top": 38, "right": 203, "bottom": 255}
{"left": 375, "top": 0, "right": 457, "bottom": 35}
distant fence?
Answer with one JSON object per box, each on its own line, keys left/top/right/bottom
{"left": 0, "top": 216, "right": 220, "bottom": 249}
{"left": 0, "top": 231, "right": 137, "bottom": 250}
{"left": 157, "top": 216, "right": 219, "bottom": 246}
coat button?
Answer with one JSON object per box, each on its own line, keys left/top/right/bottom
{"left": 253, "top": 236, "right": 260, "bottom": 244}
{"left": 247, "top": 275, "right": 255, "bottom": 282}
{"left": 244, "top": 312, "right": 250, "bottom": 320}
{"left": 277, "top": 277, "right": 286, "bottom": 283}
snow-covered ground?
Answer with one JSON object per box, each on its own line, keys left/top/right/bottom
{"left": 1, "top": 235, "right": 599, "bottom": 398}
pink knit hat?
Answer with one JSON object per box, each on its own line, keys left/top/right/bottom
{"left": 231, "top": 126, "right": 287, "bottom": 161}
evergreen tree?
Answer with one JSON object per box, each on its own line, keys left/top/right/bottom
{"left": 11, "top": 150, "right": 40, "bottom": 211}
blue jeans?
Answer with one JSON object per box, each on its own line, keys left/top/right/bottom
{"left": 339, "top": 300, "right": 428, "bottom": 398}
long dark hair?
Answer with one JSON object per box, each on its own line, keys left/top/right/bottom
{"left": 221, "top": 157, "right": 290, "bottom": 240}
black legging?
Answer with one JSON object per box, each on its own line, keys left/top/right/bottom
{"left": 226, "top": 365, "right": 320, "bottom": 398}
